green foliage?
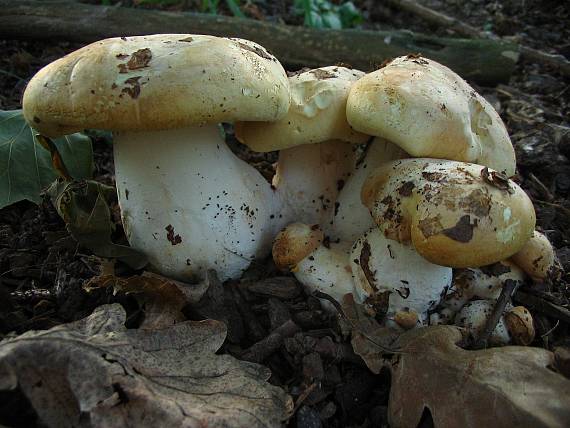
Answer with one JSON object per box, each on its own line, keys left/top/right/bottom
{"left": 294, "top": 0, "right": 363, "bottom": 29}
{"left": 201, "top": 0, "right": 245, "bottom": 17}
{"left": 48, "top": 179, "right": 148, "bottom": 269}
{"left": 0, "top": 110, "right": 93, "bottom": 209}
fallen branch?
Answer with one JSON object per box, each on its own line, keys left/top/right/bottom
{"left": 0, "top": 0, "right": 518, "bottom": 84}
{"left": 384, "top": 0, "right": 570, "bottom": 75}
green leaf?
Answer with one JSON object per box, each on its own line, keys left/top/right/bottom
{"left": 48, "top": 179, "right": 148, "bottom": 269}
{"left": 0, "top": 110, "right": 55, "bottom": 208}
{"left": 51, "top": 134, "right": 94, "bottom": 180}
{"left": 0, "top": 110, "right": 94, "bottom": 209}
{"left": 294, "top": 0, "right": 363, "bottom": 29}
{"left": 226, "top": 0, "right": 245, "bottom": 18}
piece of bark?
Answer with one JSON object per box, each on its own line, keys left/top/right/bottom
{"left": 268, "top": 298, "right": 291, "bottom": 330}
{"left": 241, "top": 320, "right": 301, "bottom": 363}
{"left": 0, "top": 0, "right": 518, "bottom": 84}
{"left": 231, "top": 284, "right": 267, "bottom": 342}
{"left": 245, "top": 277, "right": 302, "bottom": 300}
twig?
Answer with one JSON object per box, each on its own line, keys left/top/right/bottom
{"left": 292, "top": 382, "right": 317, "bottom": 414}
{"left": 313, "top": 291, "right": 402, "bottom": 354}
{"left": 541, "top": 320, "right": 560, "bottom": 338}
{"left": 384, "top": 0, "right": 570, "bottom": 75}
{"left": 472, "top": 279, "right": 517, "bottom": 349}
{"left": 0, "top": 68, "right": 25, "bottom": 81}
{"left": 534, "top": 199, "right": 570, "bottom": 218}
{"left": 515, "top": 290, "right": 570, "bottom": 324}
{"left": 528, "top": 173, "right": 555, "bottom": 202}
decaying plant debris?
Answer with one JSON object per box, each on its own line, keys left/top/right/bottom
{"left": 0, "top": 304, "right": 293, "bottom": 427}
{"left": 0, "top": 1, "right": 569, "bottom": 427}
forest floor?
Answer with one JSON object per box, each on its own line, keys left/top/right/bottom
{"left": 0, "top": 1, "right": 569, "bottom": 427}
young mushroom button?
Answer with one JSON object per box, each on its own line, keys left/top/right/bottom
{"left": 346, "top": 55, "right": 516, "bottom": 177}
{"left": 22, "top": 34, "right": 291, "bottom": 281}
{"left": 361, "top": 159, "right": 536, "bottom": 268}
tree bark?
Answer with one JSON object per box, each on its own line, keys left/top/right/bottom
{"left": 0, "top": 0, "right": 519, "bottom": 84}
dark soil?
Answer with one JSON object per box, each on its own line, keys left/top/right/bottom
{"left": 0, "top": 1, "right": 569, "bottom": 427}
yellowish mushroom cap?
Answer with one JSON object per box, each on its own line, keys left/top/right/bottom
{"left": 505, "top": 306, "right": 535, "bottom": 345}
{"left": 272, "top": 223, "right": 324, "bottom": 270}
{"left": 362, "top": 159, "right": 536, "bottom": 268}
{"left": 23, "top": 35, "right": 290, "bottom": 137}
{"left": 235, "top": 66, "right": 368, "bottom": 152}
{"left": 347, "top": 56, "right": 516, "bottom": 176}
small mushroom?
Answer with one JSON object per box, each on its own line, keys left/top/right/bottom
{"left": 23, "top": 35, "right": 291, "bottom": 281}
{"left": 236, "top": 66, "right": 368, "bottom": 227}
{"left": 505, "top": 306, "right": 535, "bottom": 345}
{"left": 273, "top": 223, "right": 354, "bottom": 307}
{"left": 439, "top": 260, "right": 526, "bottom": 316}
{"left": 346, "top": 55, "right": 516, "bottom": 176}
{"left": 362, "top": 159, "right": 536, "bottom": 268}
{"left": 510, "top": 230, "right": 560, "bottom": 282}
{"left": 455, "top": 300, "right": 512, "bottom": 346}
{"left": 350, "top": 228, "right": 452, "bottom": 326}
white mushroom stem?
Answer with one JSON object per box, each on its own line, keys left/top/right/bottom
{"left": 294, "top": 241, "right": 355, "bottom": 307}
{"left": 114, "top": 125, "right": 283, "bottom": 282}
{"left": 273, "top": 223, "right": 452, "bottom": 324}
{"left": 437, "top": 261, "right": 526, "bottom": 317}
{"left": 455, "top": 300, "right": 512, "bottom": 346}
{"left": 327, "top": 138, "right": 407, "bottom": 241}
{"left": 350, "top": 228, "right": 452, "bottom": 326}
{"left": 273, "top": 140, "right": 355, "bottom": 227}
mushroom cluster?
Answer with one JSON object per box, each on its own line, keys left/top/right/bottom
{"left": 265, "top": 55, "right": 558, "bottom": 344}
{"left": 23, "top": 36, "right": 559, "bottom": 346}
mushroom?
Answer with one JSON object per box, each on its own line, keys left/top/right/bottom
{"left": 455, "top": 300, "right": 535, "bottom": 346}
{"left": 346, "top": 55, "right": 516, "bottom": 176}
{"left": 350, "top": 228, "right": 452, "bottom": 328}
{"left": 273, "top": 223, "right": 354, "bottom": 307}
{"left": 431, "top": 260, "right": 526, "bottom": 324}
{"left": 510, "top": 230, "right": 560, "bottom": 282}
{"left": 273, "top": 224, "right": 452, "bottom": 325}
{"left": 329, "top": 138, "right": 407, "bottom": 242}
{"left": 504, "top": 306, "right": 536, "bottom": 345}
{"left": 361, "top": 159, "right": 536, "bottom": 268}
{"left": 235, "top": 66, "right": 368, "bottom": 227}
{"left": 23, "top": 35, "right": 291, "bottom": 281}
{"left": 455, "top": 300, "right": 512, "bottom": 346}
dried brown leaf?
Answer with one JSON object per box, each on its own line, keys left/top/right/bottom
{"left": 84, "top": 271, "right": 208, "bottom": 329}
{"left": 341, "top": 294, "right": 400, "bottom": 373}
{"left": 389, "top": 326, "right": 570, "bottom": 428}
{"left": 0, "top": 304, "right": 293, "bottom": 428}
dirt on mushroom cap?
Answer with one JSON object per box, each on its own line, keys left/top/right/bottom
{"left": 22, "top": 34, "right": 290, "bottom": 137}
{"left": 362, "top": 158, "right": 536, "bottom": 268}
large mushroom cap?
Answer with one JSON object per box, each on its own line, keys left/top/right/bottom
{"left": 23, "top": 34, "right": 290, "bottom": 137}
{"left": 235, "top": 66, "right": 368, "bottom": 152}
{"left": 346, "top": 56, "right": 516, "bottom": 176}
{"left": 362, "top": 159, "right": 536, "bottom": 268}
